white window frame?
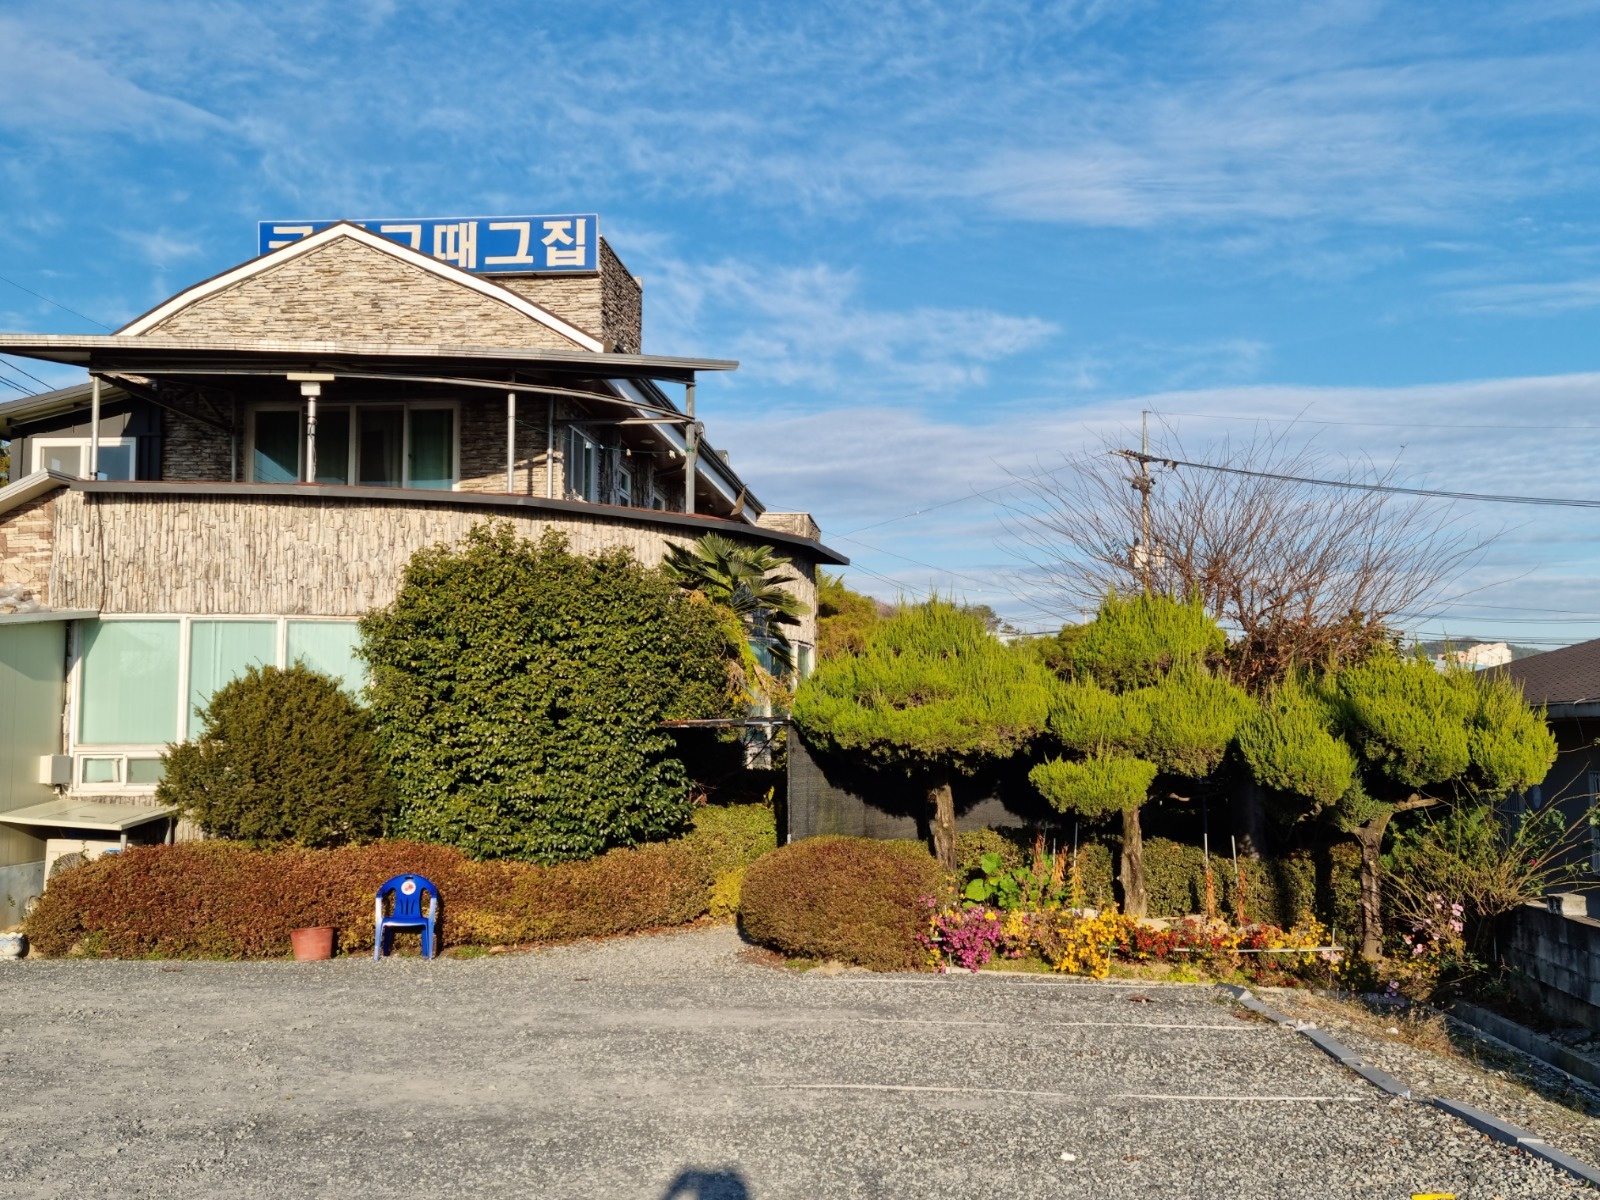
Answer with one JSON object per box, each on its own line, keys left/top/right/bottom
{"left": 245, "top": 401, "right": 460, "bottom": 490}
{"left": 616, "top": 462, "right": 633, "bottom": 507}
{"left": 32, "top": 436, "right": 138, "bottom": 480}
{"left": 67, "top": 615, "right": 364, "bottom": 794}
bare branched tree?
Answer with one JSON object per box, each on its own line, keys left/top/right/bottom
{"left": 1006, "top": 422, "right": 1488, "bottom": 691}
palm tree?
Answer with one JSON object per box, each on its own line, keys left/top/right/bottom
{"left": 662, "top": 534, "right": 807, "bottom": 672}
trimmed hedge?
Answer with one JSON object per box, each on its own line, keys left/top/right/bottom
{"left": 26, "top": 804, "right": 774, "bottom": 959}
{"left": 738, "top": 836, "right": 946, "bottom": 971}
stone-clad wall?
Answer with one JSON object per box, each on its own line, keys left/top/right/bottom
{"left": 141, "top": 238, "right": 588, "bottom": 351}
{"left": 160, "top": 394, "right": 233, "bottom": 481}
{"left": 0, "top": 494, "right": 53, "bottom": 597}
{"left": 495, "top": 238, "right": 643, "bottom": 353}
{"left": 45, "top": 488, "right": 818, "bottom": 646}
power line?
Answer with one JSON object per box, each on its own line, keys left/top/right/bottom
{"left": 0, "top": 369, "right": 34, "bottom": 395}
{"left": 0, "top": 354, "right": 51, "bottom": 390}
{"left": 0, "top": 272, "right": 113, "bottom": 330}
{"left": 828, "top": 532, "right": 1000, "bottom": 592}
{"left": 1119, "top": 450, "right": 1600, "bottom": 510}
{"left": 1151, "top": 408, "right": 1600, "bottom": 434}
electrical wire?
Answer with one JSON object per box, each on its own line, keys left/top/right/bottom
{"left": 1149, "top": 408, "right": 1600, "bottom": 434}
{"left": 0, "top": 272, "right": 113, "bottom": 330}
{"left": 1121, "top": 450, "right": 1600, "bottom": 510}
{"left": 0, "top": 355, "right": 52, "bottom": 390}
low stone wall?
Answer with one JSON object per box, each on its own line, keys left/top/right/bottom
{"left": 1504, "top": 900, "right": 1600, "bottom": 1032}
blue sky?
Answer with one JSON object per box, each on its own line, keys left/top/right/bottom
{"left": 4, "top": 1, "right": 1600, "bottom": 642}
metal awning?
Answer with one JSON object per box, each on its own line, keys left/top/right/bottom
{"left": 0, "top": 334, "right": 736, "bottom": 383}
{"left": 0, "top": 799, "right": 176, "bottom": 833}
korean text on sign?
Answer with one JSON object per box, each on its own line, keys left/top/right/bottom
{"left": 256, "top": 215, "right": 601, "bottom": 274}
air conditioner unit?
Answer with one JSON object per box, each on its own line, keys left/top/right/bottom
{"left": 38, "top": 755, "right": 72, "bottom": 786}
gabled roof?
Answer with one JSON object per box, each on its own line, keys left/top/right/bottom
{"left": 1503, "top": 639, "right": 1600, "bottom": 708}
{"left": 117, "top": 222, "right": 606, "bottom": 352}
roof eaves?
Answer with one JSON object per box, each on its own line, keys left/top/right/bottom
{"left": 0, "top": 469, "right": 72, "bottom": 517}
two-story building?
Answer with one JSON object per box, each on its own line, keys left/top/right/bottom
{"left": 0, "top": 216, "right": 843, "bottom": 923}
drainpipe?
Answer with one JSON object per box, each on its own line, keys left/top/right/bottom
{"left": 683, "top": 377, "right": 697, "bottom": 515}
{"left": 88, "top": 375, "right": 101, "bottom": 479}
{"left": 506, "top": 391, "right": 516, "bottom": 493}
{"left": 546, "top": 396, "right": 555, "bottom": 498}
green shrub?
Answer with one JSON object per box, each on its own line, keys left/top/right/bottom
{"left": 739, "top": 836, "right": 946, "bottom": 971}
{"left": 26, "top": 804, "right": 775, "bottom": 959}
{"left": 157, "top": 664, "right": 394, "bottom": 848}
{"left": 360, "top": 524, "right": 742, "bottom": 863}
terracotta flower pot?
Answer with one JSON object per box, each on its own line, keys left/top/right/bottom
{"left": 290, "top": 926, "right": 335, "bottom": 961}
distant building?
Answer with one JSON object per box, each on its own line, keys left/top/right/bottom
{"left": 1434, "top": 641, "right": 1513, "bottom": 671}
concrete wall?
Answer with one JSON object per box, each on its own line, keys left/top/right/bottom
{"left": 1503, "top": 901, "right": 1600, "bottom": 1032}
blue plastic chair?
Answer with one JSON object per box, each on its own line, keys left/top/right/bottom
{"left": 373, "top": 873, "right": 440, "bottom": 961}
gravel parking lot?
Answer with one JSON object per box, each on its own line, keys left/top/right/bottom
{"left": 0, "top": 926, "right": 1591, "bottom": 1198}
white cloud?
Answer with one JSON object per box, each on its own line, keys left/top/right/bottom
{"left": 640, "top": 253, "right": 1057, "bottom": 393}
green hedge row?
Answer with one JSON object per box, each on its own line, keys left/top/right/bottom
{"left": 27, "top": 804, "right": 775, "bottom": 959}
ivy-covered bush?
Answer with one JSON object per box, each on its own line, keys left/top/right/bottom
{"left": 360, "top": 524, "right": 743, "bottom": 863}
{"left": 27, "top": 804, "right": 774, "bottom": 959}
{"left": 738, "top": 836, "right": 946, "bottom": 970}
{"left": 157, "top": 664, "right": 394, "bottom": 848}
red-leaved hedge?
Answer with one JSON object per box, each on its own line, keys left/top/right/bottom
{"left": 26, "top": 804, "right": 774, "bottom": 959}
{"left": 738, "top": 836, "right": 946, "bottom": 971}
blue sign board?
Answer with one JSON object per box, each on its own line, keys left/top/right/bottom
{"left": 256, "top": 214, "right": 601, "bottom": 274}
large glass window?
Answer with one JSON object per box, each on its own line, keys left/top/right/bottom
{"left": 567, "top": 428, "right": 598, "bottom": 501}
{"left": 358, "top": 408, "right": 404, "bottom": 487}
{"left": 286, "top": 621, "right": 365, "bottom": 695}
{"left": 313, "top": 406, "right": 351, "bottom": 485}
{"left": 409, "top": 409, "right": 454, "bottom": 490}
{"left": 253, "top": 410, "right": 301, "bottom": 483}
{"left": 187, "top": 620, "right": 276, "bottom": 738}
{"left": 32, "top": 438, "right": 136, "bottom": 481}
{"left": 73, "top": 617, "right": 364, "bottom": 787}
{"left": 78, "top": 620, "right": 181, "bottom": 745}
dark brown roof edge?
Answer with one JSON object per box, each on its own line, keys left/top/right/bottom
{"left": 70, "top": 479, "right": 849, "bottom": 566}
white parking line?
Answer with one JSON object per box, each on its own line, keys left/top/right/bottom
{"left": 853, "top": 1017, "right": 1264, "bottom": 1032}
{"left": 757, "top": 1083, "right": 1367, "bottom": 1102}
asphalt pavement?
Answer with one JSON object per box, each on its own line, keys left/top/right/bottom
{"left": 0, "top": 926, "right": 1588, "bottom": 1198}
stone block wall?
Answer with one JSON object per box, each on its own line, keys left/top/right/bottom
{"left": 141, "top": 237, "right": 588, "bottom": 351}
{"left": 0, "top": 494, "right": 54, "bottom": 600}
{"left": 1504, "top": 901, "right": 1600, "bottom": 1031}
{"left": 495, "top": 238, "right": 643, "bottom": 352}
{"left": 46, "top": 487, "right": 821, "bottom": 646}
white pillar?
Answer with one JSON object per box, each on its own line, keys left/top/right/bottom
{"left": 87, "top": 375, "right": 101, "bottom": 479}
{"left": 507, "top": 391, "right": 517, "bottom": 493}
{"left": 683, "top": 378, "right": 697, "bottom": 515}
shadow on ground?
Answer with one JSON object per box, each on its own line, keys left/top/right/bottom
{"left": 660, "top": 1168, "right": 751, "bottom": 1199}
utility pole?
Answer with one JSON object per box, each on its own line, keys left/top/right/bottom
{"left": 1131, "top": 409, "right": 1154, "bottom": 593}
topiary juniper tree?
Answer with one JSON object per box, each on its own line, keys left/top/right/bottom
{"left": 157, "top": 663, "right": 395, "bottom": 848}
{"left": 1029, "top": 593, "right": 1252, "bottom": 917}
{"left": 1237, "top": 655, "right": 1554, "bottom": 958}
{"left": 792, "top": 600, "right": 1054, "bottom": 872}
{"left": 359, "top": 523, "right": 744, "bottom": 863}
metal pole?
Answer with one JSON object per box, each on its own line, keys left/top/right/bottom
{"left": 87, "top": 375, "right": 101, "bottom": 479}
{"left": 301, "top": 382, "right": 320, "bottom": 483}
{"left": 546, "top": 397, "right": 555, "bottom": 498}
{"left": 506, "top": 391, "right": 516, "bottom": 493}
{"left": 684, "top": 377, "right": 697, "bottom": 515}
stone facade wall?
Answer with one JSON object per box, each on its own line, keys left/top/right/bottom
{"left": 160, "top": 393, "right": 233, "bottom": 481}
{"left": 141, "top": 238, "right": 588, "bottom": 351}
{"left": 48, "top": 489, "right": 819, "bottom": 646}
{"left": 0, "top": 494, "right": 54, "bottom": 600}
{"left": 495, "top": 238, "right": 643, "bottom": 352}
{"left": 757, "top": 512, "right": 822, "bottom": 542}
